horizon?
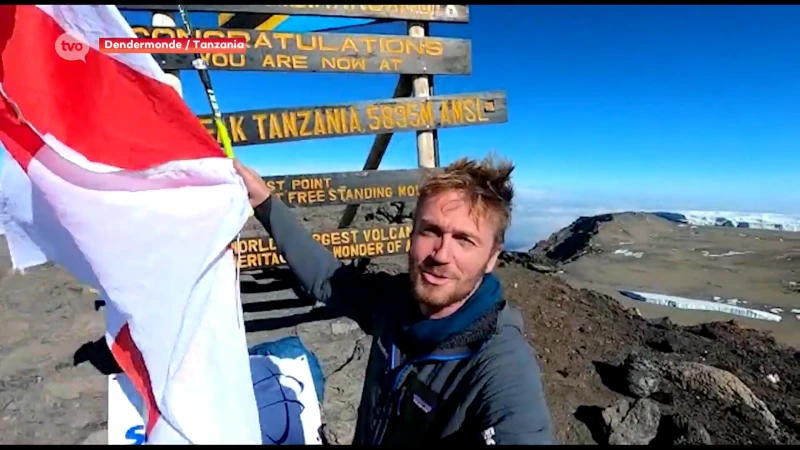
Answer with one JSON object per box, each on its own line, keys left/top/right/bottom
{"left": 2, "top": 5, "right": 799, "bottom": 250}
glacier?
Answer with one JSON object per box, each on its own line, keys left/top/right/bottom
{"left": 653, "top": 210, "right": 800, "bottom": 232}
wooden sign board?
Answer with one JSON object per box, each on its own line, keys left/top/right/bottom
{"left": 132, "top": 27, "right": 471, "bottom": 75}
{"left": 120, "top": 5, "right": 470, "bottom": 23}
{"left": 198, "top": 91, "right": 507, "bottom": 147}
{"left": 233, "top": 223, "right": 413, "bottom": 270}
{"left": 262, "top": 168, "right": 432, "bottom": 207}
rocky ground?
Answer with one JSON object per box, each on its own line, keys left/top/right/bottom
{"left": 528, "top": 211, "right": 800, "bottom": 347}
{"left": 1, "top": 202, "right": 798, "bottom": 445}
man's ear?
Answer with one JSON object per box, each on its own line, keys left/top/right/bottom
{"left": 485, "top": 245, "right": 502, "bottom": 273}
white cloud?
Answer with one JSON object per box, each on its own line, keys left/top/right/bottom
{"left": 504, "top": 185, "right": 800, "bottom": 252}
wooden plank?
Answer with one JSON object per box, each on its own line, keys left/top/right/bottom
{"left": 120, "top": 5, "right": 470, "bottom": 23}
{"left": 131, "top": 27, "right": 471, "bottom": 75}
{"left": 232, "top": 223, "right": 413, "bottom": 270}
{"left": 196, "top": 91, "right": 508, "bottom": 147}
{"left": 262, "top": 168, "right": 432, "bottom": 208}
{"left": 338, "top": 76, "right": 413, "bottom": 229}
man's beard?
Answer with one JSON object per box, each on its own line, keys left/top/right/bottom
{"left": 408, "top": 257, "right": 486, "bottom": 312}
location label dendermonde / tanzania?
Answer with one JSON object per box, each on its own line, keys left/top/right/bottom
{"left": 98, "top": 37, "right": 246, "bottom": 54}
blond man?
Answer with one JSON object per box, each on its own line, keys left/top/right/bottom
{"left": 235, "top": 156, "right": 553, "bottom": 445}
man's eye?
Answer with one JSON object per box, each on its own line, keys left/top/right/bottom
{"left": 457, "top": 236, "right": 475, "bottom": 246}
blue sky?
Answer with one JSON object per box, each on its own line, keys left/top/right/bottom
{"left": 4, "top": 6, "right": 799, "bottom": 249}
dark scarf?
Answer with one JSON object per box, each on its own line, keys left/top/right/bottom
{"left": 401, "top": 273, "right": 502, "bottom": 351}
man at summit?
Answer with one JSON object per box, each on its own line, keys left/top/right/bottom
{"left": 234, "top": 156, "right": 554, "bottom": 445}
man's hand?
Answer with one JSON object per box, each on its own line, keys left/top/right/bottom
{"left": 233, "top": 159, "right": 271, "bottom": 207}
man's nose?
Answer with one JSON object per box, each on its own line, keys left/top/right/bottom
{"left": 431, "top": 235, "right": 455, "bottom": 263}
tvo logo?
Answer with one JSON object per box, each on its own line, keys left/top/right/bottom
{"left": 55, "top": 33, "right": 89, "bottom": 61}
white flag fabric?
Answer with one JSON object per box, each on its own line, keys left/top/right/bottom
{"left": 0, "top": 5, "right": 261, "bottom": 444}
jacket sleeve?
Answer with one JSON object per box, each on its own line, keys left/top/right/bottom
{"left": 470, "top": 335, "right": 555, "bottom": 445}
{"left": 252, "top": 196, "right": 390, "bottom": 334}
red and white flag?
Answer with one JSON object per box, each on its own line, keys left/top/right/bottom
{"left": 0, "top": 5, "right": 261, "bottom": 444}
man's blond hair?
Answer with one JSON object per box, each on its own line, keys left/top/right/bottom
{"left": 417, "top": 154, "right": 515, "bottom": 246}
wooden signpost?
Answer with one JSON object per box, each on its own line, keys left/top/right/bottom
{"left": 120, "top": 4, "right": 507, "bottom": 271}
{"left": 233, "top": 223, "right": 413, "bottom": 270}
{"left": 131, "top": 26, "right": 472, "bottom": 74}
{"left": 195, "top": 92, "right": 508, "bottom": 147}
{"left": 260, "top": 168, "right": 434, "bottom": 207}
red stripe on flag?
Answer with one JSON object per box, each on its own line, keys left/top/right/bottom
{"left": 0, "top": 96, "right": 45, "bottom": 170}
{"left": 0, "top": 5, "right": 223, "bottom": 171}
{"left": 110, "top": 323, "right": 161, "bottom": 437}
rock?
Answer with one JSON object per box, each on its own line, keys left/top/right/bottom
{"left": 79, "top": 429, "right": 107, "bottom": 445}
{"left": 623, "top": 353, "right": 662, "bottom": 398}
{"left": 364, "top": 202, "right": 413, "bottom": 225}
{"left": 525, "top": 262, "right": 557, "bottom": 274}
{"left": 497, "top": 251, "right": 558, "bottom": 273}
{"left": 330, "top": 320, "right": 360, "bottom": 336}
{"left": 319, "top": 424, "right": 340, "bottom": 445}
{"left": 662, "top": 361, "right": 779, "bottom": 437}
{"left": 602, "top": 398, "right": 661, "bottom": 445}
{"left": 655, "top": 413, "right": 713, "bottom": 445}
{"left": 675, "top": 423, "right": 712, "bottom": 445}
{"left": 645, "top": 335, "right": 679, "bottom": 353}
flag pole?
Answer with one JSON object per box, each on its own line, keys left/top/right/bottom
{"left": 177, "top": 5, "right": 235, "bottom": 160}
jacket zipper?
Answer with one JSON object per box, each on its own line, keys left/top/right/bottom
{"left": 371, "top": 349, "right": 473, "bottom": 445}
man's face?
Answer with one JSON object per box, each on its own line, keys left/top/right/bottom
{"left": 408, "top": 189, "right": 502, "bottom": 315}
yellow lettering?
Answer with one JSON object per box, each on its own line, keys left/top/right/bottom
{"left": 253, "top": 113, "right": 268, "bottom": 140}
{"left": 318, "top": 35, "right": 339, "bottom": 52}
{"left": 292, "top": 55, "right": 308, "bottom": 69}
{"left": 296, "top": 33, "right": 315, "bottom": 51}
{"left": 199, "top": 118, "right": 216, "bottom": 140}
{"left": 233, "top": 224, "right": 412, "bottom": 268}
{"left": 233, "top": 238, "right": 287, "bottom": 270}
{"left": 321, "top": 56, "right": 366, "bottom": 72}
{"left": 281, "top": 112, "right": 299, "bottom": 138}
{"left": 329, "top": 186, "right": 394, "bottom": 203}
{"left": 268, "top": 114, "right": 283, "bottom": 140}
{"left": 348, "top": 107, "right": 364, "bottom": 132}
{"left": 384, "top": 38, "right": 405, "bottom": 54}
{"left": 208, "top": 96, "right": 494, "bottom": 145}
{"left": 398, "top": 185, "right": 419, "bottom": 197}
{"left": 297, "top": 111, "right": 313, "bottom": 137}
{"left": 325, "top": 108, "right": 343, "bottom": 135}
{"left": 341, "top": 37, "right": 359, "bottom": 53}
{"left": 276, "top": 54, "right": 292, "bottom": 69}
{"left": 261, "top": 53, "right": 306, "bottom": 69}
{"left": 419, "top": 101, "right": 434, "bottom": 127}
{"left": 291, "top": 177, "right": 332, "bottom": 190}
{"left": 254, "top": 33, "right": 272, "bottom": 49}
{"left": 228, "top": 115, "right": 247, "bottom": 143}
{"left": 264, "top": 179, "right": 285, "bottom": 191}
{"left": 366, "top": 105, "right": 380, "bottom": 131}
{"left": 390, "top": 58, "right": 402, "bottom": 71}
{"left": 331, "top": 242, "right": 381, "bottom": 259}
{"left": 380, "top": 105, "right": 394, "bottom": 129}
{"left": 451, "top": 98, "right": 464, "bottom": 123}
{"left": 201, "top": 53, "right": 232, "bottom": 68}
{"left": 440, "top": 100, "right": 452, "bottom": 125}
{"left": 273, "top": 32, "right": 292, "bottom": 50}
